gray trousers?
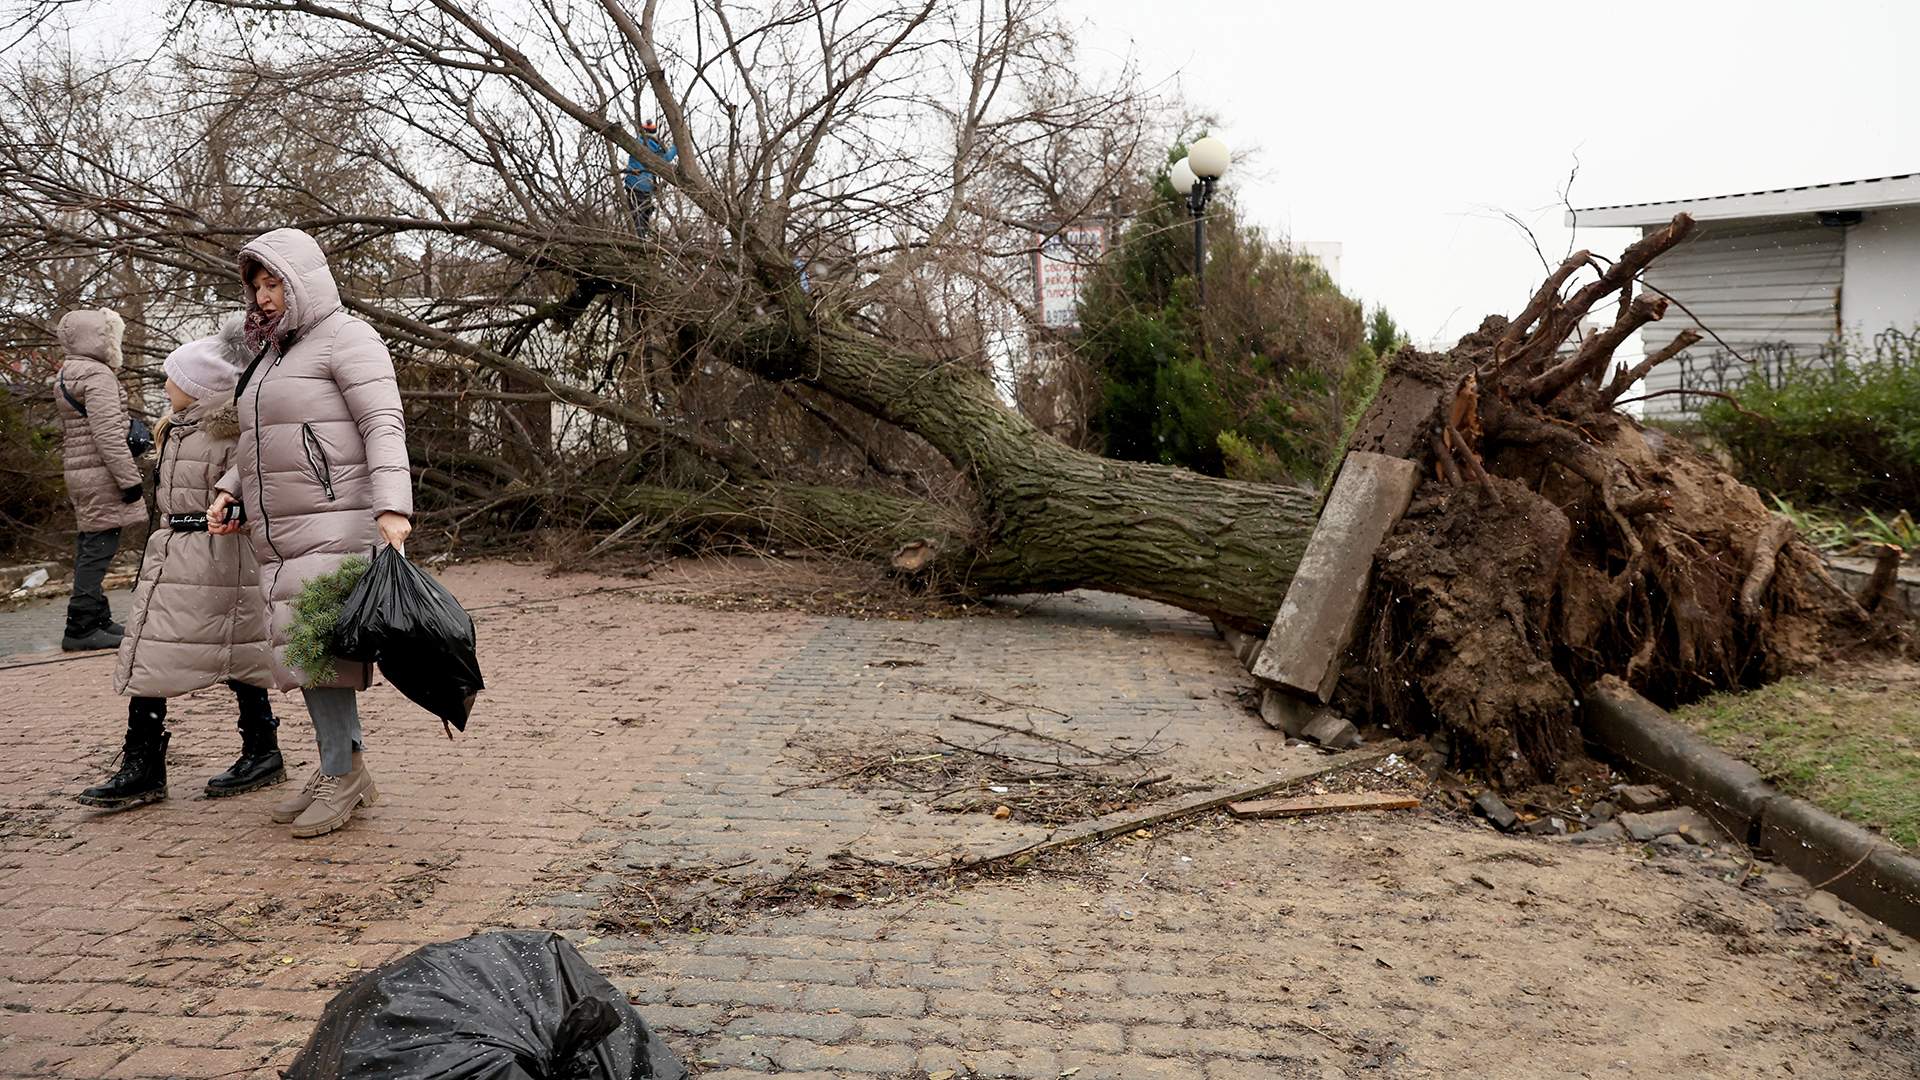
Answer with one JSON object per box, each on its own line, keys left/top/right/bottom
{"left": 66, "top": 528, "right": 121, "bottom": 635}
{"left": 301, "top": 687, "right": 363, "bottom": 776}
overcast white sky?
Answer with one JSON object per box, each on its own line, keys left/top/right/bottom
{"left": 36, "top": 0, "right": 1920, "bottom": 349}
{"left": 1060, "top": 0, "right": 1920, "bottom": 346}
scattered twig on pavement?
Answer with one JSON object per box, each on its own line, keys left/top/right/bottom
{"left": 773, "top": 752, "right": 945, "bottom": 796}
{"left": 945, "top": 713, "right": 1167, "bottom": 762}
{"left": 1227, "top": 793, "right": 1422, "bottom": 819}
{"left": 1286, "top": 1018, "right": 1367, "bottom": 1054}
{"left": 783, "top": 730, "right": 1186, "bottom": 825}
{"left": 190, "top": 914, "right": 259, "bottom": 945}
{"left": 1810, "top": 844, "right": 1882, "bottom": 891}
{"left": 958, "top": 748, "right": 1398, "bottom": 872}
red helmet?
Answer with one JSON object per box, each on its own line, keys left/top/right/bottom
{"left": 639, "top": 120, "right": 659, "bottom": 134}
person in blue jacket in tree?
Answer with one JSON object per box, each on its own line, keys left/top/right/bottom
{"left": 623, "top": 121, "right": 677, "bottom": 236}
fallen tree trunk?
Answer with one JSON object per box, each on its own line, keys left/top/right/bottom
{"left": 768, "top": 333, "right": 1319, "bottom": 627}
{"left": 388, "top": 211, "right": 1866, "bottom": 793}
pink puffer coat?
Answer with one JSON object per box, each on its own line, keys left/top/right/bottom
{"left": 215, "top": 229, "right": 413, "bottom": 691}
{"left": 53, "top": 309, "right": 147, "bottom": 532}
{"left": 114, "top": 393, "right": 274, "bottom": 697}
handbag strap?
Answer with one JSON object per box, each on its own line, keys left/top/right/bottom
{"left": 57, "top": 370, "right": 86, "bottom": 417}
{"left": 233, "top": 344, "right": 271, "bottom": 400}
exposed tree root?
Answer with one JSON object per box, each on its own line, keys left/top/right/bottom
{"left": 1339, "top": 213, "right": 1873, "bottom": 787}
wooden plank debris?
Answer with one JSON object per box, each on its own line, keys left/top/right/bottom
{"left": 1228, "top": 792, "right": 1421, "bottom": 819}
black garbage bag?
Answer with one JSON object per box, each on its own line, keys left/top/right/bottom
{"left": 333, "top": 545, "right": 484, "bottom": 732}
{"left": 285, "top": 930, "right": 688, "bottom": 1080}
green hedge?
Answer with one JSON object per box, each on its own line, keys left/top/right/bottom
{"left": 1699, "top": 333, "right": 1920, "bottom": 512}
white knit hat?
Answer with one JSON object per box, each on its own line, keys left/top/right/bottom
{"left": 162, "top": 337, "right": 238, "bottom": 401}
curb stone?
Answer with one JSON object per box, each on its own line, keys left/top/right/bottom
{"left": 1580, "top": 676, "right": 1774, "bottom": 841}
{"left": 1758, "top": 796, "right": 1920, "bottom": 939}
{"left": 1582, "top": 677, "right": 1920, "bottom": 940}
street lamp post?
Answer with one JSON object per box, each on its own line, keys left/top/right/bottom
{"left": 1169, "top": 137, "right": 1231, "bottom": 307}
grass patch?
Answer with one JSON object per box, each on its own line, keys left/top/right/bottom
{"left": 1672, "top": 665, "right": 1920, "bottom": 851}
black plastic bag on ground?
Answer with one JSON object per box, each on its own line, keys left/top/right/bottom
{"left": 285, "top": 930, "right": 688, "bottom": 1080}
{"left": 333, "top": 545, "right": 484, "bottom": 732}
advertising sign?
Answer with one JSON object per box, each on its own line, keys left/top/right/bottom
{"left": 1033, "top": 225, "right": 1107, "bottom": 330}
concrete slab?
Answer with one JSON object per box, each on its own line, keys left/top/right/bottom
{"left": 1253, "top": 452, "right": 1418, "bottom": 700}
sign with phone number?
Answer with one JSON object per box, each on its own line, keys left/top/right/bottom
{"left": 1033, "top": 225, "right": 1107, "bottom": 330}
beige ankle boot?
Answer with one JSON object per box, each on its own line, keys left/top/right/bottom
{"left": 271, "top": 765, "right": 325, "bottom": 824}
{"left": 290, "top": 756, "right": 378, "bottom": 839}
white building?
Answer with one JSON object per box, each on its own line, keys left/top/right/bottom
{"left": 1300, "top": 241, "right": 1343, "bottom": 288}
{"left": 1573, "top": 173, "right": 1920, "bottom": 416}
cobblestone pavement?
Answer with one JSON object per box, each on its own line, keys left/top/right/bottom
{"left": 1, "top": 559, "right": 1915, "bottom": 1079}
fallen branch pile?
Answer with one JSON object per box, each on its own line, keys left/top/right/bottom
{"left": 779, "top": 716, "right": 1181, "bottom": 825}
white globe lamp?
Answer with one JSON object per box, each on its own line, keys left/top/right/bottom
{"left": 1187, "top": 136, "right": 1230, "bottom": 181}
{"left": 1169, "top": 156, "right": 1198, "bottom": 195}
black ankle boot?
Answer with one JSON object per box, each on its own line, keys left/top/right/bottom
{"left": 78, "top": 729, "right": 168, "bottom": 810}
{"left": 206, "top": 714, "right": 286, "bottom": 798}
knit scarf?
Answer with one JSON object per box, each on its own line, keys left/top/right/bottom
{"left": 243, "top": 306, "right": 286, "bottom": 353}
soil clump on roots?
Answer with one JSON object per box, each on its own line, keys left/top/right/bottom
{"left": 1338, "top": 214, "right": 1891, "bottom": 789}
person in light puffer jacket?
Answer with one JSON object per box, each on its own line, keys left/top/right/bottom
{"left": 77, "top": 321, "right": 284, "bottom": 810}
{"left": 208, "top": 227, "right": 413, "bottom": 840}
{"left": 51, "top": 308, "right": 147, "bottom": 652}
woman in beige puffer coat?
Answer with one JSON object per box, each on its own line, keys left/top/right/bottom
{"left": 78, "top": 324, "right": 286, "bottom": 810}
{"left": 209, "top": 227, "right": 413, "bottom": 840}
{"left": 52, "top": 309, "right": 148, "bottom": 652}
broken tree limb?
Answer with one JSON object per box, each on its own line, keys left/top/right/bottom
{"left": 1601, "top": 329, "right": 1704, "bottom": 406}
{"left": 954, "top": 747, "right": 1396, "bottom": 869}
{"left": 1430, "top": 432, "right": 1462, "bottom": 486}
{"left": 1506, "top": 213, "right": 1695, "bottom": 373}
{"left": 1523, "top": 293, "right": 1669, "bottom": 402}
{"left": 1789, "top": 545, "right": 1875, "bottom": 622}
{"left": 1494, "top": 250, "right": 1590, "bottom": 358}
{"left": 1228, "top": 792, "right": 1421, "bottom": 819}
{"left": 1557, "top": 214, "right": 1695, "bottom": 328}
{"left": 1445, "top": 421, "right": 1494, "bottom": 493}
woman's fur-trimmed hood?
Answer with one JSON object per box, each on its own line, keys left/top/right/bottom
{"left": 56, "top": 308, "right": 125, "bottom": 368}
{"left": 216, "top": 311, "right": 252, "bottom": 369}
{"left": 201, "top": 396, "right": 241, "bottom": 438}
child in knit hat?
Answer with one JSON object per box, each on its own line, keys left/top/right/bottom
{"left": 79, "top": 323, "right": 285, "bottom": 809}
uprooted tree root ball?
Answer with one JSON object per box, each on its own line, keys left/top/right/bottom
{"left": 1339, "top": 213, "right": 1886, "bottom": 789}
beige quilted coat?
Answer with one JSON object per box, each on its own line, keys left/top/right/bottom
{"left": 53, "top": 309, "right": 147, "bottom": 532}
{"left": 215, "top": 229, "right": 413, "bottom": 690}
{"left": 113, "top": 394, "right": 275, "bottom": 697}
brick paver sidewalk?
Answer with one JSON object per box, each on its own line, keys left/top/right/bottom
{"left": 1, "top": 559, "right": 1914, "bottom": 1079}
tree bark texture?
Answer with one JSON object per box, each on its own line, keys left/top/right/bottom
{"left": 700, "top": 315, "right": 1320, "bottom": 627}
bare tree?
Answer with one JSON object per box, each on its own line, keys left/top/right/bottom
{"left": 0, "top": 2, "right": 1876, "bottom": 782}
{"left": 2, "top": 0, "right": 1318, "bottom": 625}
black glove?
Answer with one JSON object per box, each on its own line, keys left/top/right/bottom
{"left": 120, "top": 484, "right": 144, "bottom": 504}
